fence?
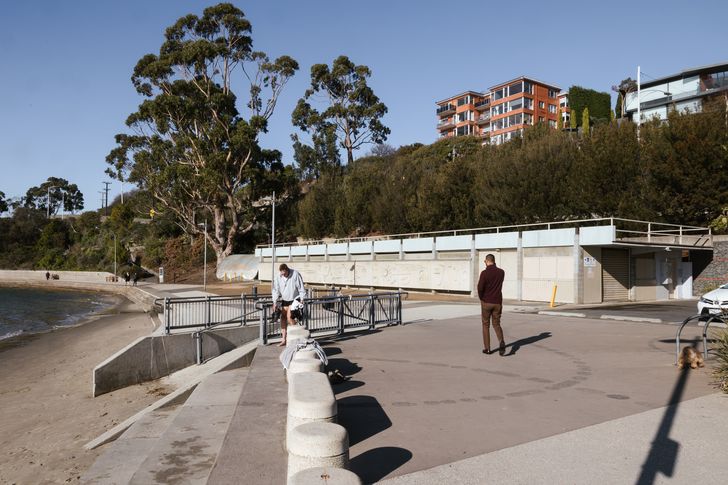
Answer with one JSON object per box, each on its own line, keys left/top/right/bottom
{"left": 256, "top": 292, "right": 405, "bottom": 344}
{"left": 157, "top": 294, "right": 266, "bottom": 334}
{"left": 156, "top": 286, "right": 386, "bottom": 335}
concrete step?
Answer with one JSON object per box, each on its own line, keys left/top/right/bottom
{"left": 81, "top": 405, "right": 183, "bottom": 484}
{"left": 128, "top": 367, "right": 249, "bottom": 484}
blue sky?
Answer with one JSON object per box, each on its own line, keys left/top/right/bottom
{"left": 1, "top": 0, "right": 726, "bottom": 210}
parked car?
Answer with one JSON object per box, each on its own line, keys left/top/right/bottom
{"left": 697, "top": 283, "right": 728, "bottom": 315}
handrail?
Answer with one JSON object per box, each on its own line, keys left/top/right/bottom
{"left": 256, "top": 217, "right": 710, "bottom": 249}
{"left": 255, "top": 291, "right": 407, "bottom": 345}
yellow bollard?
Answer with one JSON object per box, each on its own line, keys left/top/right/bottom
{"left": 549, "top": 284, "right": 558, "bottom": 308}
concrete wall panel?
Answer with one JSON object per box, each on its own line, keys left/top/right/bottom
{"left": 308, "top": 245, "right": 326, "bottom": 256}
{"left": 327, "top": 243, "right": 348, "bottom": 255}
{"left": 580, "top": 225, "right": 616, "bottom": 245}
{"left": 436, "top": 235, "right": 472, "bottom": 251}
{"left": 373, "top": 240, "right": 401, "bottom": 253}
{"left": 402, "top": 237, "right": 434, "bottom": 253}
{"left": 291, "top": 246, "right": 307, "bottom": 256}
{"left": 522, "top": 228, "right": 575, "bottom": 247}
{"left": 349, "top": 241, "right": 373, "bottom": 254}
{"left": 474, "top": 232, "right": 518, "bottom": 249}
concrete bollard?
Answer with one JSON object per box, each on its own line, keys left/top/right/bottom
{"left": 288, "top": 355, "right": 324, "bottom": 375}
{"left": 287, "top": 326, "right": 311, "bottom": 347}
{"left": 287, "top": 372, "right": 337, "bottom": 445}
{"left": 289, "top": 467, "right": 361, "bottom": 485}
{"left": 287, "top": 422, "right": 350, "bottom": 481}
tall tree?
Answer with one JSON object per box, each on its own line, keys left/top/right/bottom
{"left": 582, "top": 107, "right": 590, "bottom": 136}
{"left": 105, "top": 3, "right": 299, "bottom": 265}
{"left": 23, "top": 177, "right": 84, "bottom": 215}
{"left": 613, "top": 78, "right": 637, "bottom": 119}
{"left": 0, "top": 191, "right": 8, "bottom": 214}
{"left": 292, "top": 55, "right": 390, "bottom": 166}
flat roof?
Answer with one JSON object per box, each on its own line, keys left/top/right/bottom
{"left": 640, "top": 60, "right": 728, "bottom": 88}
{"left": 489, "top": 75, "right": 561, "bottom": 91}
{"left": 436, "top": 91, "right": 486, "bottom": 105}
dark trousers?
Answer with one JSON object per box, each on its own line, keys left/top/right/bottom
{"left": 481, "top": 302, "right": 504, "bottom": 350}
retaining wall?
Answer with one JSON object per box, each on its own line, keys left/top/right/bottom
{"left": 694, "top": 236, "right": 728, "bottom": 295}
{"left": 92, "top": 325, "right": 258, "bottom": 396}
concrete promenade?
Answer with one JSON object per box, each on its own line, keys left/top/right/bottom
{"left": 320, "top": 302, "right": 726, "bottom": 484}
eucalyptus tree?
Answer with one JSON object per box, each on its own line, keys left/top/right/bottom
{"left": 292, "top": 55, "right": 390, "bottom": 167}
{"left": 0, "top": 191, "right": 8, "bottom": 214}
{"left": 106, "top": 3, "right": 299, "bottom": 265}
{"left": 23, "top": 177, "right": 84, "bottom": 215}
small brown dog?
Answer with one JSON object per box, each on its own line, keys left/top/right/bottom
{"left": 678, "top": 346, "right": 705, "bottom": 369}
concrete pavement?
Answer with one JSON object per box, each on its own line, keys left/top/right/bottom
{"left": 315, "top": 302, "right": 725, "bottom": 484}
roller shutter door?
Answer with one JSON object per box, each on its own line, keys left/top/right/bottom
{"left": 602, "top": 249, "right": 629, "bottom": 301}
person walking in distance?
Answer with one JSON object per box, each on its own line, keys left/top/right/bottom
{"left": 271, "top": 263, "right": 306, "bottom": 347}
{"left": 478, "top": 254, "right": 506, "bottom": 355}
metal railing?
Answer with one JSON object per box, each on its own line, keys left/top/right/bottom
{"left": 256, "top": 292, "right": 406, "bottom": 344}
{"left": 675, "top": 313, "right": 725, "bottom": 364}
{"left": 437, "top": 104, "right": 455, "bottom": 114}
{"left": 257, "top": 217, "right": 712, "bottom": 250}
{"left": 156, "top": 293, "right": 265, "bottom": 334}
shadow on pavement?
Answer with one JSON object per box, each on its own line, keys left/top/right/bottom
{"left": 338, "top": 395, "right": 392, "bottom": 446}
{"left": 635, "top": 367, "right": 690, "bottom": 485}
{"left": 505, "top": 331, "right": 552, "bottom": 356}
{"left": 350, "top": 446, "right": 413, "bottom": 483}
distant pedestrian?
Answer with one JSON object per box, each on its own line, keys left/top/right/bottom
{"left": 124, "top": 271, "right": 130, "bottom": 286}
{"left": 271, "top": 263, "right": 306, "bottom": 347}
{"left": 477, "top": 254, "right": 506, "bottom": 355}
{"left": 45, "top": 271, "right": 50, "bottom": 281}
{"left": 132, "top": 273, "right": 139, "bottom": 286}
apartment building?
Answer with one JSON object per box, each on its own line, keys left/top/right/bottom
{"left": 436, "top": 77, "right": 566, "bottom": 144}
{"left": 624, "top": 61, "right": 728, "bottom": 123}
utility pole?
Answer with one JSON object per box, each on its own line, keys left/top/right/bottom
{"left": 636, "top": 65, "right": 641, "bottom": 142}
{"left": 271, "top": 191, "right": 276, "bottom": 290}
{"left": 102, "top": 182, "right": 111, "bottom": 216}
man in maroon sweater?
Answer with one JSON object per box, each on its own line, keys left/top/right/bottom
{"left": 477, "top": 254, "right": 506, "bottom": 355}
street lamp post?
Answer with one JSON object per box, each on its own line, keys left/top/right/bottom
{"left": 198, "top": 221, "right": 208, "bottom": 291}
{"left": 271, "top": 191, "right": 276, "bottom": 289}
{"left": 113, "top": 232, "right": 117, "bottom": 276}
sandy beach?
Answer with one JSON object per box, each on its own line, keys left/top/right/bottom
{"left": 0, "top": 298, "right": 170, "bottom": 485}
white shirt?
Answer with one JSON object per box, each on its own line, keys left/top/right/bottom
{"left": 272, "top": 268, "right": 306, "bottom": 303}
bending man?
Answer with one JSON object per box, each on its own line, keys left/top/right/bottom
{"left": 271, "top": 263, "right": 306, "bottom": 346}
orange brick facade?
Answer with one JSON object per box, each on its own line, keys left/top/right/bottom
{"left": 436, "top": 77, "right": 571, "bottom": 144}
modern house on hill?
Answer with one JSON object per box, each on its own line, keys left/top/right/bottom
{"left": 624, "top": 61, "right": 728, "bottom": 123}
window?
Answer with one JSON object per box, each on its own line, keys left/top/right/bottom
{"left": 509, "top": 82, "right": 523, "bottom": 96}
{"left": 548, "top": 119, "right": 557, "bottom": 128}
{"left": 493, "top": 88, "right": 505, "bottom": 100}
{"left": 548, "top": 89, "right": 558, "bottom": 98}
{"left": 509, "top": 97, "right": 523, "bottom": 111}
{"left": 548, "top": 104, "right": 557, "bottom": 114}
{"left": 559, "top": 99, "right": 568, "bottom": 107}
{"left": 539, "top": 116, "right": 545, "bottom": 122}
{"left": 458, "top": 94, "right": 470, "bottom": 106}
{"left": 523, "top": 81, "right": 533, "bottom": 94}
{"left": 539, "top": 101, "right": 545, "bottom": 109}
{"left": 523, "top": 113, "right": 533, "bottom": 125}
{"left": 491, "top": 104, "right": 504, "bottom": 116}
{"left": 457, "top": 111, "right": 472, "bottom": 123}
{"left": 456, "top": 125, "right": 471, "bottom": 136}
{"left": 523, "top": 98, "right": 533, "bottom": 109}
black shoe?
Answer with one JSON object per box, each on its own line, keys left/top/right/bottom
{"left": 498, "top": 342, "right": 506, "bottom": 356}
{"left": 482, "top": 349, "right": 490, "bottom": 355}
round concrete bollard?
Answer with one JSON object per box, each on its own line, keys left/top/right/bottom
{"left": 289, "top": 467, "right": 361, "bottom": 485}
{"left": 287, "top": 325, "right": 310, "bottom": 343}
{"left": 287, "top": 371, "right": 337, "bottom": 445}
{"left": 288, "top": 356, "right": 324, "bottom": 375}
{"left": 287, "top": 422, "right": 350, "bottom": 480}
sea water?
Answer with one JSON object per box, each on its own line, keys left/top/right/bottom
{"left": 0, "top": 287, "right": 118, "bottom": 340}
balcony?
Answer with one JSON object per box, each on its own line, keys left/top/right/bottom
{"left": 474, "top": 99, "right": 490, "bottom": 111}
{"left": 476, "top": 113, "right": 490, "bottom": 125}
{"left": 436, "top": 104, "right": 456, "bottom": 116}
{"left": 437, "top": 118, "right": 455, "bottom": 130}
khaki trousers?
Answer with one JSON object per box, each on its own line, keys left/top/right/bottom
{"left": 480, "top": 302, "right": 504, "bottom": 350}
